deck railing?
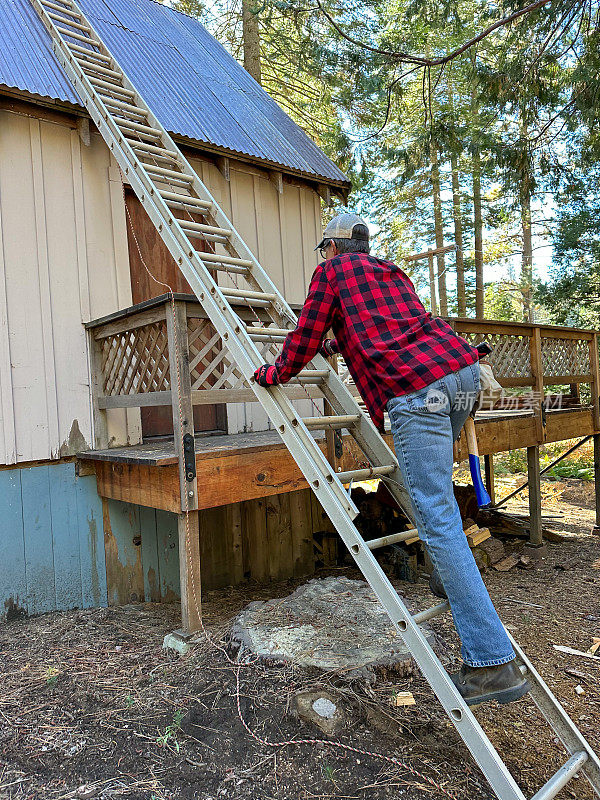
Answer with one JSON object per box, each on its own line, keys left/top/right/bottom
{"left": 87, "top": 296, "right": 600, "bottom": 508}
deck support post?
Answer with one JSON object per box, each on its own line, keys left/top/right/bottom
{"left": 166, "top": 300, "right": 198, "bottom": 512}
{"left": 90, "top": 333, "right": 109, "bottom": 449}
{"left": 178, "top": 511, "right": 202, "bottom": 633}
{"left": 484, "top": 454, "right": 495, "bottom": 506}
{"left": 526, "top": 445, "right": 544, "bottom": 549}
{"left": 593, "top": 435, "right": 600, "bottom": 535}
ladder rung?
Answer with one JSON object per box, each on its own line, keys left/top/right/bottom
{"left": 412, "top": 601, "right": 450, "bottom": 625}
{"left": 246, "top": 325, "right": 290, "bottom": 340}
{"left": 68, "top": 42, "right": 112, "bottom": 63}
{"left": 221, "top": 287, "right": 275, "bottom": 304}
{"left": 102, "top": 97, "right": 147, "bottom": 118}
{"left": 76, "top": 58, "right": 122, "bottom": 80}
{"left": 336, "top": 465, "right": 396, "bottom": 482}
{"left": 530, "top": 751, "right": 588, "bottom": 800}
{"left": 131, "top": 141, "right": 179, "bottom": 161}
{"left": 48, "top": 12, "right": 90, "bottom": 32}
{"left": 302, "top": 414, "right": 359, "bottom": 430}
{"left": 145, "top": 164, "right": 194, "bottom": 183}
{"left": 56, "top": 25, "right": 95, "bottom": 45}
{"left": 160, "top": 190, "right": 212, "bottom": 213}
{"left": 179, "top": 219, "right": 231, "bottom": 239}
{"left": 89, "top": 76, "right": 135, "bottom": 98}
{"left": 41, "top": 0, "right": 80, "bottom": 18}
{"left": 291, "top": 370, "right": 329, "bottom": 384}
{"left": 198, "top": 254, "right": 251, "bottom": 274}
{"left": 116, "top": 118, "right": 163, "bottom": 139}
{"left": 365, "top": 529, "right": 419, "bottom": 549}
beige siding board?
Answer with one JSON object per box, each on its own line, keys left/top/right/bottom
{"left": 0, "top": 122, "right": 16, "bottom": 464}
{"left": 39, "top": 120, "right": 94, "bottom": 455}
{"left": 256, "top": 173, "right": 285, "bottom": 295}
{"left": 281, "top": 185, "right": 306, "bottom": 304}
{"left": 2, "top": 114, "right": 50, "bottom": 461}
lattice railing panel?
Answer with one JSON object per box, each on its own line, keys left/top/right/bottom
{"left": 101, "top": 322, "right": 170, "bottom": 395}
{"left": 457, "top": 331, "right": 532, "bottom": 380}
{"left": 541, "top": 337, "right": 589, "bottom": 378}
{"left": 188, "top": 318, "right": 247, "bottom": 391}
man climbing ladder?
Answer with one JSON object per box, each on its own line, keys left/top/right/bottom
{"left": 254, "top": 212, "right": 530, "bottom": 706}
{"left": 30, "top": 0, "right": 600, "bottom": 794}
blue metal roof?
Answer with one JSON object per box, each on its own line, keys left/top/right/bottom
{"left": 0, "top": 0, "right": 349, "bottom": 185}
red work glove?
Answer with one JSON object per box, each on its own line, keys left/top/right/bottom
{"left": 320, "top": 338, "right": 337, "bottom": 357}
{"left": 253, "top": 364, "right": 279, "bottom": 386}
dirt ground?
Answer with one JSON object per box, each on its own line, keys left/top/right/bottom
{"left": 1, "top": 476, "right": 599, "bottom": 800}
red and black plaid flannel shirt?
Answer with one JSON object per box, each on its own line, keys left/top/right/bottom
{"left": 274, "top": 253, "right": 479, "bottom": 431}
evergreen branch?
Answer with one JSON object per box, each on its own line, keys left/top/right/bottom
{"left": 315, "top": 0, "right": 556, "bottom": 66}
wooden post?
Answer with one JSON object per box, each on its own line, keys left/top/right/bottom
{"left": 178, "top": 511, "right": 202, "bottom": 632}
{"left": 527, "top": 445, "right": 543, "bottom": 546}
{"left": 484, "top": 454, "right": 495, "bottom": 506}
{"left": 529, "top": 326, "right": 544, "bottom": 443}
{"left": 588, "top": 333, "right": 600, "bottom": 433}
{"left": 90, "top": 332, "right": 109, "bottom": 449}
{"left": 594, "top": 435, "right": 600, "bottom": 534}
{"left": 166, "top": 300, "right": 198, "bottom": 512}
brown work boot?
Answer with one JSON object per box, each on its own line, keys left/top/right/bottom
{"left": 450, "top": 659, "right": 531, "bottom": 707}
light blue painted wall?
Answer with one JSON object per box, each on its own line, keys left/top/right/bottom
{"left": 0, "top": 462, "right": 107, "bottom": 620}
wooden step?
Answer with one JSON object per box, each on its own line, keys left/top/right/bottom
{"left": 302, "top": 414, "right": 359, "bottom": 430}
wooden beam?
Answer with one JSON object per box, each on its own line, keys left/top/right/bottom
{"left": 529, "top": 326, "right": 545, "bottom": 443}
{"left": 89, "top": 332, "right": 109, "bottom": 449}
{"left": 99, "top": 391, "right": 172, "bottom": 409}
{"left": 527, "top": 446, "right": 543, "bottom": 546}
{"left": 404, "top": 244, "right": 457, "bottom": 263}
{"left": 77, "top": 116, "right": 90, "bottom": 146}
{"left": 178, "top": 511, "right": 201, "bottom": 633}
{"left": 268, "top": 170, "right": 283, "bottom": 194}
{"left": 594, "top": 435, "right": 600, "bottom": 533}
{"left": 215, "top": 155, "right": 230, "bottom": 181}
{"left": 317, "top": 183, "right": 332, "bottom": 206}
{"left": 589, "top": 333, "right": 600, "bottom": 432}
{"left": 166, "top": 301, "right": 198, "bottom": 512}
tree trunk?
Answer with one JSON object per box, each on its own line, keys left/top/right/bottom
{"left": 242, "top": 0, "right": 262, "bottom": 85}
{"left": 430, "top": 138, "right": 448, "bottom": 316}
{"left": 472, "top": 148, "right": 484, "bottom": 318}
{"left": 520, "top": 121, "right": 533, "bottom": 322}
{"left": 451, "top": 152, "right": 466, "bottom": 316}
{"left": 520, "top": 184, "right": 533, "bottom": 322}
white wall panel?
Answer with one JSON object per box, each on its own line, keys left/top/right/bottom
{"left": 0, "top": 112, "right": 138, "bottom": 463}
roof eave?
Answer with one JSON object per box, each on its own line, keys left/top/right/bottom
{"left": 0, "top": 86, "right": 352, "bottom": 196}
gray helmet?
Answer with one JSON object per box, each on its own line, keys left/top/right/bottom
{"left": 315, "top": 212, "right": 369, "bottom": 250}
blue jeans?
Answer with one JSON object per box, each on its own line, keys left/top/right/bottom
{"left": 387, "top": 363, "right": 515, "bottom": 668}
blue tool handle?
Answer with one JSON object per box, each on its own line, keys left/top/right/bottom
{"left": 468, "top": 453, "right": 492, "bottom": 508}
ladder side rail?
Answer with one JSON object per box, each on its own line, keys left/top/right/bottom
{"left": 328, "top": 513, "right": 526, "bottom": 800}
{"left": 41, "top": 16, "right": 364, "bottom": 519}
{"left": 508, "top": 634, "right": 600, "bottom": 793}
{"left": 38, "top": 2, "right": 405, "bottom": 491}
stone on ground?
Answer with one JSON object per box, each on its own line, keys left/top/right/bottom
{"left": 230, "top": 576, "right": 437, "bottom": 681}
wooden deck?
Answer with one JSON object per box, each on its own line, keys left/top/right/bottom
{"left": 80, "top": 295, "right": 600, "bottom": 632}
{"left": 78, "top": 407, "right": 597, "bottom": 513}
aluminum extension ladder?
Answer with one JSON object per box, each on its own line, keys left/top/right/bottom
{"left": 30, "top": 2, "right": 600, "bottom": 798}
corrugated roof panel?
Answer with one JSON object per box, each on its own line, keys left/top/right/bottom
{"left": 0, "top": 0, "right": 349, "bottom": 185}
